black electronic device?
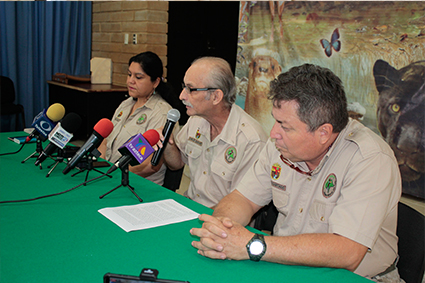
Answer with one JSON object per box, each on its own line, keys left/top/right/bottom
{"left": 104, "top": 268, "right": 189, "bottom": 283}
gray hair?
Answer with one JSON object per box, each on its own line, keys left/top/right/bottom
{"left": 192, "top": 57, "right": 236, "bottom": 108}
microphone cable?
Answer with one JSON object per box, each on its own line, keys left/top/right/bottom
{"left": 0, "top": 172, "right": 109, "bottom": 204}
{"left": 0, "top": 143, "right": 26, "bottom": 156}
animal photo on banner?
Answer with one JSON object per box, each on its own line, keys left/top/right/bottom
{"left": 235, "top": 1, "right": 425, "bottom": 199}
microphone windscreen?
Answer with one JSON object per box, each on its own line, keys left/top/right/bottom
{"left": 61, "top": 113, "right": 82, "bottom": 133}
{"left": 167, "top": 109, "right": 180, "bottom": 123}
{"left": 46, "top": 103, "right": 65, "bottom": 122}
{"left": 143, "top": 129, "right": 160, "bottom": 146}
{"left": 93, "top": 118, "right": 114, "bottom": 138}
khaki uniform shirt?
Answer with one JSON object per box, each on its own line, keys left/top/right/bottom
{"left": 175, "top": 104, "right": 268, "bottom": 207}
{"left": 237, "top": 119, "right": 401, "bottom": 278}
{"left": 105, "top": 95, "right": 174, "bottom": 185}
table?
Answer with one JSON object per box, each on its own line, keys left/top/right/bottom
{"left": 0, "top": 132, "right": 370, "bottom": 283}
{"left": 47, "top": 80, "right": 128, "bottom": 140}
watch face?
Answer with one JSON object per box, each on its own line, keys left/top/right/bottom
{"left": 250, "top": 240, "right": 264, "bottom": 255}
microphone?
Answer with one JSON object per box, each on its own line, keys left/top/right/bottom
{"left": 26, "top": 103, "right": 66, "bottom": 142}
{"left": 106, "top": 129, "right": 160, "bottom": 174}
{"left": 151, "top": 109, "right": 180, "bottom": 166}
{"left": 34, "top": 112, "right": 82, "bottom": 166}
{"left": 62, "top": 118, "right": 114, "bottom": 175}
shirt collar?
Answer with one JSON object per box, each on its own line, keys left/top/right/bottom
{"left": 128, "top": 93, "right": 161, "bottom": 114}
{"left": 214, "top": 104, "right": 239, "bottom": 146}
{"left": 294, "top": 119, "right": 355, "bottom": 175}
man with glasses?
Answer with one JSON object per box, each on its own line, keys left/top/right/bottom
{"left": 189, "top": 64, "right": 403, "bottom": 282}
{"left": 162, "top": 56, "right": 268, "bottom": 208}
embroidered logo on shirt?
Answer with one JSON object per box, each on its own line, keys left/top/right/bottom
{"left": 322, "top": 173, "right": 337, "bottom": 198}
{"left": 195, "top": 128, "right": 201, "bottom": 139}
{"left": 225, "top": 146, "right": 237, "bottom": 164}
{"left": 271, "top": 163, "right": 282, "bottom": 180}
{"left": 137, "top": 114, "right": 147, "bottom": 125}
{"left": 117, "top": 111, "right": 123, "bottom": 118}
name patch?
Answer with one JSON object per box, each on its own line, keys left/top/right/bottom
{"left": 188, "top": 136, "right": 202, "bottom": 146}
{"left": 271, "top": 181, "right": 286, "bottom": 191}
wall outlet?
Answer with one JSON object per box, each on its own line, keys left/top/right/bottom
{"left": 132, "top": 34, "right": 137, "bottom": 44}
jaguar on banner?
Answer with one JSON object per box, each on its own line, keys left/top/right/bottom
{"left": 235, "top": 1, "right": 425, "bottom": 198}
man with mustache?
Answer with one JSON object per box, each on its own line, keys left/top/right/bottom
{"left": 162, "top": 56, "right": 268, "bottom": 208}
{"left": 190, "top": 64, "right": 403, "bottom": 282}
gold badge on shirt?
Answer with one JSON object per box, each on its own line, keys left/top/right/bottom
{"left": 115, "top": 111, "right": 123, "bottom": 121}
{"left": 195, "top": 128, "right": 201, "bottom": 139}
{"left": 188, "top": 128, "right": 203, "bottom": 146}
{"left": 271, "top": 163, "right": 281, "bottom": 180}
{"left": 225, "top": 146, "right": 237, "bottom": 164}
{"left": 137, "top": 114, "right": 147, "bottom": 124}
{"left": 322, "top": 173, "right": 337, "bottom": 198}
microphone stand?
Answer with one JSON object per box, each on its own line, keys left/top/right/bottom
{"left": 99, "top": 163, "right": 142, "bottom": 202}
{"left": 71, "top": 154, "right": 112, "bottom": 185}
{"left": 46, "top": 148, "right": 64, "bottom": 177}
{"left": 21, "top": 137, "right": 43, "bottom": 164}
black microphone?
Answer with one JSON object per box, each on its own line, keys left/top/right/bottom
{"left": 62, "top": 118, "right": 114, "bottom": 175}
{"left": 106, "top": 129, "right": 160, "bottom": 174}
{"left": 151, "top": 109, "right": 180, "bottom": 166}
{"left": 34, "top": 112, "right": 82, "bottom": 166}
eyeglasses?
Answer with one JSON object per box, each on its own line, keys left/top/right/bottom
{"left": 280, "top": 155, "right": 312, "bottom": 176}
{"left": 181, "top": 83, "right": 218, "bottom": 94}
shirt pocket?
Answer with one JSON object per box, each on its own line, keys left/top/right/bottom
{"left": 308, "top": 199, "right": 336, "bottom": 226}
{"left": 125, "top": 123, "right": 147, "bottom": 136}
{"left": 272, "top": 188, "right": 290, "bottom": 212}
{"left": 211, "top": 160, "right": 236, "bottom": 182}
{"left": 185, "top": 142, "right": 202, "bottom": 159}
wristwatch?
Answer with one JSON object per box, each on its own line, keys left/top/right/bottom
{"left": 246, "top": 233, "right": 267, "bottom": 261}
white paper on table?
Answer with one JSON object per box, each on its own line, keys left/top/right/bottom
{"left": 98, "top": 199, "right": 200, "bottom": 232}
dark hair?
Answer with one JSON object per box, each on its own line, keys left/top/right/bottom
{"left": 129, "top": 51, "right": 180, "bottom": 109}
{"left": 269, "top": 64, "right": 348, "bottom": 133}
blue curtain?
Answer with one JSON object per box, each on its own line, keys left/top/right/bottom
{"left": 0, "top": 1, "right": 92, "bottom": 128}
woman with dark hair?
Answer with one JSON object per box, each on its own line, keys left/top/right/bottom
{"left": 98, "top": 51, "right": 179, "bottom": 186}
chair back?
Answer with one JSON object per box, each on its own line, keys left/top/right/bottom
{"left": 162, "top": 167, "right": 184, "bottom": 192}
{"left": 253, "top": 201, "right": 278, "bottom": 234}
{"left": 397, "top": 202, "right": 425, "bottom": 283}
{"left": 0, "top": 76, "right": 16, "bottom": 104}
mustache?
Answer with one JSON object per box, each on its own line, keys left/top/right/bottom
{"left": 182, "top": 100, "right": 193, "bottom": 108}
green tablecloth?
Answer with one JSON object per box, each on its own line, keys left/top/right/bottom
{"left": 0, "top": 132, "right": 370, "bottom": 283}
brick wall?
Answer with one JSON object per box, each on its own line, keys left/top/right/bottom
{"left": 92, "top": 1, "right": 168, "bottom": 87}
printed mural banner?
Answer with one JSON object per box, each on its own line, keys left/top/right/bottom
{"left": 235, "top": 1, "right": 425, "bottom": 198}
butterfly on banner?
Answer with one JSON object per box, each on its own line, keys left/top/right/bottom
{"left": 320, "top": 28, "right": 341, "bottom": 57}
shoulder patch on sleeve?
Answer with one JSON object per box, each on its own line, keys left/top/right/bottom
{"left": 239, "top": 118, "right": 268, "bottom": 143}
{"left": 345, "top": 124, "right": 394, "bottom": 159}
